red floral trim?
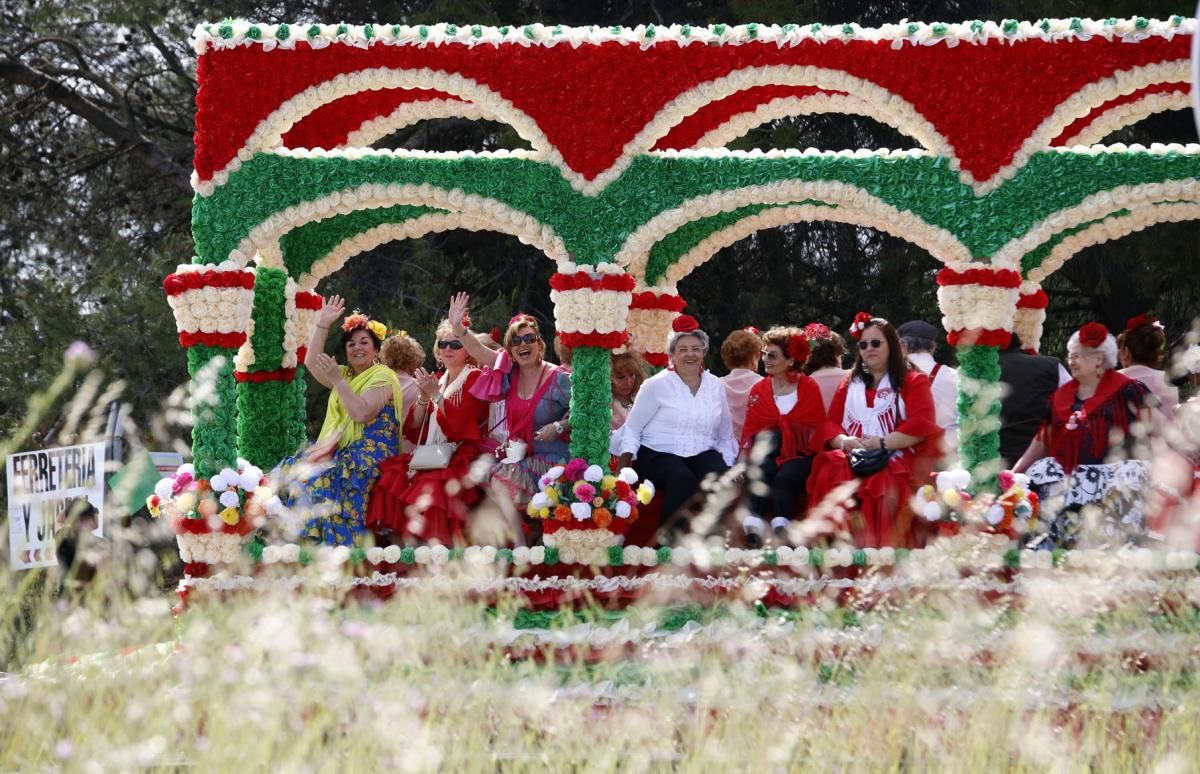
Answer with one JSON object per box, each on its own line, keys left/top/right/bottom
{"left": 1016, "top": 289, "right": 1049, "bottom": 309}
{"left": 643, "top": 352, "right": 669, "bottom": 368}
{"left": 179, "top": 331, "right": 247, "bottom": 349}
{"left": 163, "top": 270, "right": 256, "bottom": 296}
{"left": 549, "top": 272, "right": 637, "bottom": 292}
{"left": 946, "top": 328, "right": 1012, "bottom": 348}
{"left": 558, "top": 331, "right": 630, "bottom": 349}
{"left": 182, "top": 562, "right": 209, "bottom": 580}
{"left": 629, "top": 292, "right": 687, "bottom": 312}
{"left": 235, "top": 368, "right": 297, "bottom": 383}
{"left": 936, "top": 267, "right": 1022, "bottom": 289}
{"left": 294, "top": 291, "right": 324, "bottom": 310}
{"left": 297, "top": 347, "right": 308, "bottom": 364}
{"left": 173, "top": 515, "right": 253, "bottom": 537}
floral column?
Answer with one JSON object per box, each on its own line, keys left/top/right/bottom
{"left": 163, "top": 261, "right": 257, "bottom": 478}
{"left": 1014, "top": 283, "right": 1049, "bottom": 353}
{"left": 935, "top": 266, "right": 1022, "bottom": 484}
{"left": 234, "top": 270, "right": 314, "bottom": 469}
{"left": 550, "top": 262, "right": 635, "bottom": 465}
{"left": 627, "top": 287, "right": 687, "bottom": 369}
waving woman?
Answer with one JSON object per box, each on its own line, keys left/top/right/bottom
{"left": 280, "top": 296, "right": 403, "bottom": 546}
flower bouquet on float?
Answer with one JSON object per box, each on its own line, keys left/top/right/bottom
{"left": 527, "top": 458, "right": 654, "bottom": 563}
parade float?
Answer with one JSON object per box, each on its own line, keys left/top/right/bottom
{"left": 161, "top": 18, "right": 1200, "bottom": 609}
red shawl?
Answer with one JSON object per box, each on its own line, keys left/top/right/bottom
{"left": 740, "top": 375, "right": 828, "bottom": 463}
{"left": 1040, "top": 370, "right": 1146, "bottom": 473}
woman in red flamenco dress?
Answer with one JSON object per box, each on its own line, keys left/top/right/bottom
{"left": 806, "top": 314, "right": 942, "bottom": 548}
{"left": 366, "top": 319, "right": 489, "bottom": 545}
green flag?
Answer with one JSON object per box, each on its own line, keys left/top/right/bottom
{"left": 106, "top": 449, "right": 162, "bottom": 514}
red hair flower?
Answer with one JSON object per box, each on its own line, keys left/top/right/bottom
{"left": 489, "top": 326, "right": 502, "bottom": 342}
{"left": 672, "top": 314, "right": 700, "bottom": 334}
{"left": 742, "top": 326, "right": 761, "bottom": 336}
{"left": 1078, "top": 322, "right": 1109, "bottom": 348}
{"left": 787, "top": 334, "right": 810, "bottom": 363}
{"left": 1124, "top": 313, "right": 1159, "bottom": 334}
{"left": 509, "top": 313, "right": 533, "bottom": 327}
{"left": 804, "top": 322, "right": 832, "bottom": 340}
{"left": 848, "top": 312, "right": 873, "bottom": 341}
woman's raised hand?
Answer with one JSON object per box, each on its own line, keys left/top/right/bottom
{"left": 310, "top": 353, "right": 343, "bottom": 384}
{"left": 448, "top": 292, "right": 470, "bottom": 335}
{"left": 318, "top": 295, "right": 346, "bottom": 327}
{"left": 414, "top": 367, "right": 440, "bottom": 399}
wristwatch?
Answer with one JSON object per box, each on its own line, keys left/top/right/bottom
{"left": 553, "top": 420, "right": 565, "bottom": 436}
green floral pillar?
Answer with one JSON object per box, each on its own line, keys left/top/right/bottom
{"left": 568, "top": 347, "right": 613, "bottom": 465}
{"left": 187, "top": 346, "right": 238, "bottom": 479}
{"left": 956, "top": 345, "right": 1004, "bottom": 486}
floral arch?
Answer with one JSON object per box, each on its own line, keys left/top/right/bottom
{"left": 170, "top": 18, "right": 1200, "bottom": 484}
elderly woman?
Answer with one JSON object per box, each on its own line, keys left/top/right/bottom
{"left": 610, "top": 351, "right": 649, "bottom": 430}
{"left": 282, "top": 296, "right": 404, "bottom": 546}
{"left": 1014, "top": 322, "right": 1151, "bottom": 547}
{"left": 380, "top": 332, "right": 425, "bottom": 452}
{"left": 366, "top": 319, "right": 490, "bottom": 545}
{"left": 807, "top": 314, "right": 941, "bottom": 548}
{"left": 617, "top": 315, "right": 738, "bottom": 528}
{"left": 720, "top": 328, "right": 763, "bottom": 441}
{"left": 1118, "top": 313, "right": 1178, "bottom": 423}
{"left": 801, "top": 323, "right": 850, "bottom": 411}
{"left": 446, "top": 293, "right": 571, "bottom": 513}
{"left": 740, "top": 327, "right": 828, "bottom": 546}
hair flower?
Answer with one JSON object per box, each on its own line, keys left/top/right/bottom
{"left": 1123, "top": 313, "right": 1161, "bottom": 334}
{"left": 787, "top": 334, "right": 811, "bottom": 363}
{"left": 366, "top": 320, "right": 388, "bottom": 340}
{"left": 341, "top": 312, "right": 369, "bottom": 333}
{"left": 742, "top": 326, "right": 761, "bottom": 336}
{"left": 1078, "top": 322, "right": 1109, "bottom": 348}
{"left": 849, "top": 312, "right": 873, "bottom": 341}
{"left": 672, "top": 314, "right": 700, "bottom": 334}
{"left": 804, "top": 322, "right": 832, "bottom": 340}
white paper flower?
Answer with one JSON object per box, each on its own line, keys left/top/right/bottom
{"left": 570, "top": 502, "right": 592, "bottom": 521}
{"left": 671, "top": 547, "right": 691, "bottom": 567}
{"left": 481, "top": 546, "right": 497, "bottom": 563}
{"left": 218, "top": 467, "right": 239, "bottom": 486}
{"left": 922, "top": 501, "right": 944, "bottom": 522}
{"left": 366, "top": 546, "right": 385, "bottom": 565}
{"left": 382, "top": 545, "right": 402, "bottom": 563}
{"left": 209, "top": 474, "right": 227, "bottom": 492}
{"left": 430, "top": 545, "right": 450, "bottom": 564}
{"left": 622, "top": 546, "right": 641, "bottom": 566}
{"left": 282, "top": 543, "right": 301, "bottom": 563}
{"left": 154, "top": 478, "right": 175, "bottom": 501}
{"left": 640, "top": 547, "right": 657, "bottom": 566}
{"left": 617, "top": 467, "right": 639, "bottom": 485}
{"left": 984, "top": 504, "right": 1006, "bottom": 525}
{"left": 218, "top": 490, "right": 240, "bottom": 509}
{"left": 176, "top": 463, "right": 195, "bottom": 478}
{"left": 511, "top": 546, "right": 530, "bottom": 565}
{"left": 583, "top": 464, "right": 605, "bottom": 483}
{"left": 531, "top": 492, "right": 552, "bottom": 510}
{"left": 615, "top": 501, "right": 632, "bottom": 519}
{"left": 529, "top": 546, "right": 546, "bottom": 565}
{"left": 414, "top": 546, "right": 432, "bottom": 564}
{"left": 261, "top": 545, "right": 280, "bottom": 564}
{"left": 239, "top": 468, "right": 263, "bottom": 492}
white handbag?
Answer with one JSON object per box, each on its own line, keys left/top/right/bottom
{"left": 409, "top": 441, "right": 457, "bottom": 470}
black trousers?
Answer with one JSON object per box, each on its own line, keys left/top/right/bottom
{"left": 633, "top": 446, "right": 728, "bottom": 523}
{"left": 747, "top": 430, "right": 812, "bottom": 522}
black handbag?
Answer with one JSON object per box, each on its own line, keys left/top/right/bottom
{"left": 848, "top": 444, "right": 889, "bottom": 477}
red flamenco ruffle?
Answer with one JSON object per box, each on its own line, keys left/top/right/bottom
{"left": 163, "top": 270, "right": 255, "bottom": 295}
{"left": 549, "top": 272, "right": 637, "bottom": 292}
{"left": 178, "top": 331, "right": 247, "bottom": 349}
{"left": 629, "top": 292, "right": 687, "bottom": 312}
{"left": 935, "top": 267, "right": 1022, "bottom": 289}
{"left": 946, "top": 328, "right": 1012, "bottom": 348}
{"left": 365, "top": 452, "right": 481, "bottom": 545}
{"left": 557, "top": 331, "right": 630, "bottom": 349}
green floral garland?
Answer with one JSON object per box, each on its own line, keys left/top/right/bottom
{"left": 280, "top": 204, "right": 441, "bottom": 279}
{"left": 568, "top": 346, "right": 613, "bottom": 465}
{"left": 249, "top": 267, "right": 287, "bottom": 371}
{"left": 187, "top": 344, "right": 237, "bottom": 478}
{"left": 290, "top": 366, "right": 309, "bottom": 454}
{"left": 956, "top": 345, "right": 1003, "bottom": 489}
{"left": 236, "top": 268, "right": 295, "bottom": 467}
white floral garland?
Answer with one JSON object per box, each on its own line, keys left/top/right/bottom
{"left": 620, "top": 175, "right": 971, "bottom": 280}
{"left": 936, "top": 278, "right": 1020, "bottom": 335}
{"left": 279, "top": 278, "right": 301, "bottom": 369}
{"left": 343, "top": 99, "right": 490, "bottom": 147}
{"left": 164, "top": 262, "right": 256, "bottom": 339}
{"left": 991, "top": 170, "right": 1200, "bottom": 271}
{"left": 222, "top": 175, "right": 570, "bottom": 274}
{"left": 194, "top": 19, "right": 1196, "bottom": 56}
{"left": 626, "top": 306, "right": 679, "bottom": 358}
{"left": 177, "top": 532, "right": 247, "bottom": 564}
{"left": 1026, "top": 200, "right": 1200, "bottom": 284}
{"left": 1057, "top": 88, "right": 1191, "bottom": 147}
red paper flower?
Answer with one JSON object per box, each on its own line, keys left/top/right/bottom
{"left": 849, "top": 312, "right": 873, "bottom": 341}
{"left": 787, "top": 334, "right": 810, "bottom": 363}
{"left": 672, "top": 314, "right": 700, "bottom": 334}
{"left": 1078, "top": 322, "right": 1109, "bottom": 348}
{"left": 489, "top": 326, "right": 502, "bottom": 342}
{"left": 804, "top": 322, "right": 832, "bottom": 340}
{"left": 1124, "top": 313, "right": 1159, "bottom": 333}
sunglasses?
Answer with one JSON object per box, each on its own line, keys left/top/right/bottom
{"left": 761, "top": 350, "right": 782, "bottom": 360}
{"left": 857, "top": 339, "right": 885, "bottom": 350}
{"left": 437, "top": 340, "right": 464, "bottom": 350}
{"left": 510, "top": 333, "right": 542, "bottom": 346}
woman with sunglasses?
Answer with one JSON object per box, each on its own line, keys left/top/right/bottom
{"left": 446, "top": 292, "right": 572, "bottom": 518}
{"left": 806, "top": 313, "right": 941, "bottom": 547}
{"left": 739, "top": 327, "right": 828, "bottom": 547}
{"left": 366, "top": 319, "right": 490, "bottom": 545}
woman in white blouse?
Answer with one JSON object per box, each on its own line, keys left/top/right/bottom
{"left": 616, "top": 315, "right": 738, "bottom": 528}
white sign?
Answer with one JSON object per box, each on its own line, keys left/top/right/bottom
{"left": 6, "top": 442, "right": 105, "bottom": 570}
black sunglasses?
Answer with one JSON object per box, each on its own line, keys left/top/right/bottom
{"left": 437, "top": 340, "right": 464, "bottom": 350}
{"left": 510, "top": 333, "right": 542, "bottom": 346}
{"left": 858, "top": 339, "right": 885, "bottom": 350}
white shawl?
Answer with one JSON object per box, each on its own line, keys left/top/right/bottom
{"left": 843, "top": 373, "right": 907, "bottom": 439}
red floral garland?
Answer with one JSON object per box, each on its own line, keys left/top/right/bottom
{"left": 629, "top": 292, "right": 687, "bottom": 311}
{"left": 173, "top": 515, "right": 253, "bottom": 537}
{"left": 946, "top": 329, "right": 1012, "bottom": 348}
{"left": 557, "top": 331, "right": 630, "bottom": 349}
{"left": 179, "top": 331, "right": 248, "bottom": 349}
{"left": 935, "top": 267, "right": 1023, "bottom": 289}
{"left": 294, "top": 291, "right": 324, "bottom": 310}
{"left": 1016, "top": 289, "right": 1049, "bottom": 309}
{"left": 548, "top": 272, "right": 637, "bottom": 292}
{"left": 163, "top": 270, "right": 256, "bottom": 296}
{"left": 235, "top": 367, "right": 297, "bottom": 383}
{"left": 643, "top": 352, "right": 669, "bottom": 368}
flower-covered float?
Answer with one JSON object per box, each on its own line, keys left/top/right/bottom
{"left": 163, "top": 17, "right": 1200, "bottom": 614}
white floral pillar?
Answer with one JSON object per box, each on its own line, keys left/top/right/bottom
{"left": 1014, "top": 282, "right": 1049, "bottom": 353}
{"left": 626, "top": 286, "right": 687, "bottom": 368}
{"left": 935, "top": 266, "right": 1022, "bottom": 483}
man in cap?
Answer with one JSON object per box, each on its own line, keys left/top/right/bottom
{"left": 898, "top": 320, "right": 959, "bottom": 455}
